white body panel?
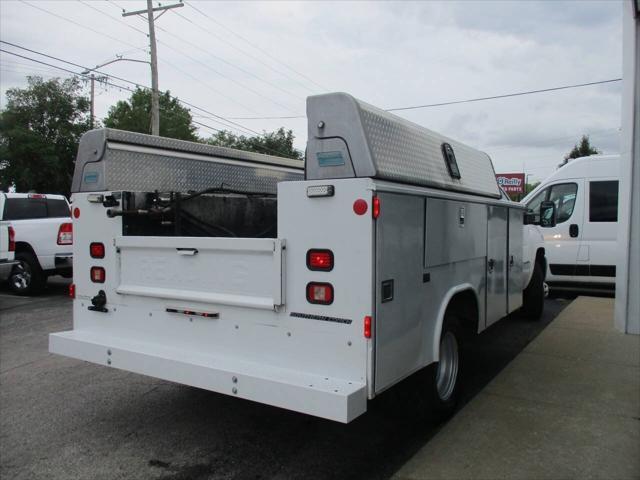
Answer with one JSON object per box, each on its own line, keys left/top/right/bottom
{"left": 522, "top": 155, "right": 619, "bottom": 289}
{"left": 0, "top": 223, "right": 16, "bottom": 280}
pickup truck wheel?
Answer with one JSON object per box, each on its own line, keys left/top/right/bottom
{"left": 424, "top": 314, "right": 463, "bottom": 419}
{"left": 9, "top": 252, "right": 45, "bottom": 295}
{"left": 521, "top": 261, "right": 544, "bottom": 320}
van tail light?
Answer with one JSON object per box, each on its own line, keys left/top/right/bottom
{"left": 69, "top": 283, "right": 76, "bottom": 299}
{"left": 57, "top": 222, "right": 73, "bottom": 245}
{"left": 372, "top": 196, "right": 381, "bottom": 219}
{"left": 8, "top": 226, "right": 15, "bottom": 252}
{"left": 364, "top": 315, "right": 372, "bottom": 338}
{"left": 90, "top": 266, "right": 105, "bottom": 283}
{"left": 307, "top": 249, "right": 334, "bottom": 271}
{"left": 306, "top": 282, "right": 334, "bottom": 305}
{"left": 90, "top": 242, "right": 105, "bottom": 258}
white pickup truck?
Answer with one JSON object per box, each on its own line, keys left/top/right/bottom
{"left": 0, "top": 193, "right": 73, "bottom": 295}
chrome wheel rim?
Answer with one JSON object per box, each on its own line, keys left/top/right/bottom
{"left": 436, "top": 331, "right": 459, "bottom": 401}
{"left": 10, "top": 261, "right": 31, "bottom": 291}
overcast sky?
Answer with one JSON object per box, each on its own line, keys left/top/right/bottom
{"left": 0, "top": 0, "right": 623, "bottom": 182}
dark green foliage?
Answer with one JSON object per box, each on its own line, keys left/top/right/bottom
{"left": 206, "top": 127, "right": 303, "bottom": 160}
{"left": 103, "top": 88, "right": 197, "bottom": 141}
{"left": 0, "top": 76, "right": 91, "bottom": 194}
{"left": 565, "top": 135, "right": 600, "bottom": 160}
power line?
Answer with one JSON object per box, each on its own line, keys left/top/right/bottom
{"left": 386, "top": 78, "right": 623, "bottom": 112}
{"left": 185, "top": 0, "right": 329, "bottom": 93}
{"left": 170, "top": 9, "right": 305, "bottom": 102}
{"left": 224, "top": 78, "right": 624, "bottom": 120}
{"left": 98, "top": 0, "right": 300, "bottom": 115}
{"left": 0, "top": 43, "right": 262, "bottom": 138}
{"left": 170, "top": 7, "right": 317, "bottom": 96}
{"left": 19, "top": 0, "right": 145, "bottom": 53}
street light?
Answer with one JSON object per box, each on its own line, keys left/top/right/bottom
{"left": 81, "top": 56, "right": 150, "bottom": 129}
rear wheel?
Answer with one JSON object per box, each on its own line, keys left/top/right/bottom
{"left": 9, "top": 252, "right": 46, "bottom": 295}
{"left": 422, "top": 314, "right": 463, "bottom": 419}
{"left": 521, "top": 261, "right": 544, "bottom": 320}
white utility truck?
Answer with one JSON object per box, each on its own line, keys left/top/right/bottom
{"left": 50, "top": 93, "right": 553, "bottom": 423}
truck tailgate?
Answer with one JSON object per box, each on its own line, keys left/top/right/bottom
{"left": 115, "top": 236, "right": 285, "bottom": 310}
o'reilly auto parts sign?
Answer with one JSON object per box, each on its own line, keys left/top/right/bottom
{"left": 496, "top": 173, "right": 525, "bottom": 194}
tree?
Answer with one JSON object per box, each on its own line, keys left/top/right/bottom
{"left": 0, "top": 76, "right": 91, "bottom": 194}
{"left": 103, "top": 88, "right": 197, "bottom": 141}
{"left": 206, "top": 127, "right": 303, "bottom": 160}
{"left": 564, "top": 135, "right": 600, "bottom": 161}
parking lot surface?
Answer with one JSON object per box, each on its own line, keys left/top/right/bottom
{"left": 1, "top": 280, "right": 568, "bottom": 480}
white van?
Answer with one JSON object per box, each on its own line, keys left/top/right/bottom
{"left": 522, "top": 154, "right": 619, "bottom": 293}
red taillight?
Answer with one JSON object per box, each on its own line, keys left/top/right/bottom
{"left": 90, "top": 266, "right": 105, "bottom": 283}
{"left": 90, "top": 242, "right": 105, "bottom": 258}
{"left": 69, "top": 283, "right": 76, "bottom": 299}
{"left": 307, "top": 249, "right": 334, "bottom": 271}
{"left": 364, "top": 315, "right": 372, "bottom": 338}
{"left": 372, "top": 196, "right": 381, "bottom": 219}
{"left": 353, "top": 199, "right": 368, "bottom": 216}
{"left": 306, "top": 282, "right": 334, "bottom": 305}
{"left": 8, "top": 226, "right": 15, "bottom": 252}
{"left": 57, "top": 222, "right": 73, "bottom": 245}
{"left": 73, "top": 207, "right": 80, "bottom": 219}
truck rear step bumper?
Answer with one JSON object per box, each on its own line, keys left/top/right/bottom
{"left": 49, "top": 330, "right": 367, "bottom": 423}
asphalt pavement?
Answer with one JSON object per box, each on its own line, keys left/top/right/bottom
{"left": 0, "top": 278, "right": 569, "bottom": 480}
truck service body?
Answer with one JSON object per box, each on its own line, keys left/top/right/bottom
{"left": 50, "top": 93, "right": 546, "bottom": 423}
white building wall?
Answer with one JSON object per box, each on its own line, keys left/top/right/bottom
{"left": 615, "top": 0, "right": 640, "bottom": 335}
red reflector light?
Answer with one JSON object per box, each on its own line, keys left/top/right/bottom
{"left": 8, "top": 226, "right": 15, "bottom": 252}
{"left": 364, "top": 315, "right": 372, "bottom": 338}
{"left": 306, "top": 282, "right": 334, "bottom": 305}
{"left": 69, "top": 283, "right": 76, "bottom": 299}
{"left": 57, "top": 222, "right": 73, "bottom": 245}
{"left": 90, "top": 242, "right": 105, "bottom": 258}
{"left": 353, "top": 199, "right": 368, "bottom": 216}
{"left": 307, "top": 249, "right": 334, "bottom": 271}
{"left": 90, "top": 266, "right": 105, "bottom": 283}
{"left": 372, "top": 196, "right": 381, "bottom": 219}
{"left": 73, "top": 207, "right": 80, "bottom": 219}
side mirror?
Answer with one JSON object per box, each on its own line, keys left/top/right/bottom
{"left": 539, "top": 201, "right": 556, "bottom": 228}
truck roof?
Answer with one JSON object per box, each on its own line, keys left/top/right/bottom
{"left": 306, "top": 92, "right": 501, "bottom": 199}
{"left": 71, "top": 128, "right": 304, "bottom": 194}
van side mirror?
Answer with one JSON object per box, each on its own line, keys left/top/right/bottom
{"left": 539, "top": 201, "right": 556, "bottom": 228}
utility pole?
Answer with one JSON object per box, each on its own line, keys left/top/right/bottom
{"left": 123, "top": 1, "right": 184, "bottom": 136}
{"left": 82, "top": 57, "right": 149, "bottom": 130}
{"left": 89, "top": 73, "right": 95, "bottom": 128}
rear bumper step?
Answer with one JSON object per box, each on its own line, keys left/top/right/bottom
{"left": 49, "top": 330, "right": 366, "bottom": 423}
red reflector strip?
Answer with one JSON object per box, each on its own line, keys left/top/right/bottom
{"left": 69, "top": 283, "right": 76, "bottom": 299}
{"left": 372, "top": 196, "right": 381, "bottom": 219}
{"left": 90, "top": 242, "right": 105, "bottom": 258}
{"left": 90, "top": 266, "right": 105, "bottom": 283}
{"left": 307, "top": 249, "right": 334, "bottom": 271}
{"left": 166, "top": 308, "right": 219, "bottom": 319}
{"left": 364, "top": 315, "right": 372, "bottom": 338}
{"left": 306, "top": 282, "right": 334, "bottom": 305}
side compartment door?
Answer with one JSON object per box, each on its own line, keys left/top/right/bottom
{"left": 374, "top": 193, "right": 424, "bottom": 392}
{"left": 486, "top": 206, "right": 508, "bottom": 327}
{"left": 507, "top": 208, "right": 524, "bottom": 313}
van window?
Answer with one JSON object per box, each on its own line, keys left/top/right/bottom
{"left": 589, "top": 180, "right": 618, "bottom": 222}
{"left": 548, "top": 183, "right": 577, "bottom": 223}
{"left": 526, "top": 188, "right": 548, "bottom": 215}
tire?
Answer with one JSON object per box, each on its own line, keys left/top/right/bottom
{"left": 421, "top": 313, "right": 463, "bottom": 419}
{"left": 8, "top": 251, "right": 46, "bottom": 295}
{"left": 521, "top": 261, "right": 544, "bottom": 320}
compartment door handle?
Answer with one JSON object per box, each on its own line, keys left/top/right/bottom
{"left": 176, "top": 248, "right": 198, "bottom": 256}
